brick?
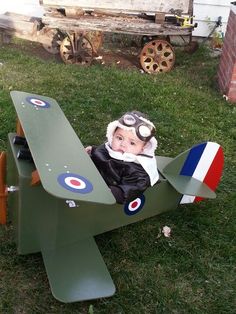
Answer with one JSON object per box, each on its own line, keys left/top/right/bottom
{"left": 231, "top": 11, "right": 236, "bottom": 22}
{"left": 221, "top": 53, "right": 231, "bottom": 67}
{"left": 218, "top": 73, "right": 229, "bottom": 92}
{"left": 218, "top": 61, "right": 226, "bottom": 76}
{"left": 229, "top": 80, "right": 236, "bottom": 89}
{"left": 228, "top": 86, "right": 236, "bottom": 93}
{"left": 228, "top": 11, "right": 234, "bottom": 24}
{"left": 223, "top": 37, "right": 230, "bottom": 46}
{"left": 232, "top": 73, "right": 236, "bottom": 81}
{"left": 219, "top": 66, "right": 228, "bottom": 82}
{"left": 228, "top": 89, "right": 236, "bottom": 102}
{"left": 226, "top": 20, "right": 233, "bottom": 33}
{"left": 229, "top": 87, "right": 236, "bottom": 94}
{"left": 218, "top": 65, "right": 226, "bottom": 78}
{"left": 217, "top": 77, "right": 226, "bottom": 93}
{"left": 218, "top": 78, "right": 226, "bottom": 92}
{"left": 228, "top": 97, "right": 236, "bottom": 103}
{"left": 224, "top": 69, "right": 229, "bottom": 82}
{"left": 227, "top": 26, "right": 233, "bottom": 40}
{"left": 224, "top": 68, "right": 233, "bottom": 82}
{"left": 227, "top": 14, "right": 232, "bottom": 27}
{"left": 217, "top": 8, "right": 236, "bottom": 98}
{"left": 224, "top": 52, "right": 234, "bottom": 69}
{"left": 218, "top": 65, "right": 228, "bottom": 82}
{"left": 217, "top": 72, "right": 224, "bottom": 86}
{"left": 232, "top": 49, "right": 236, "bottom": 60}
{"left": 220, "top": 51, "right": 228, "bottom": 63}
{"left": 226, "top": 75, "right": 232, "bottom": 87}
{"left": 221, "top": 41, "right": 230, "bottom": 55}
{"left": 220, "top": 54, "right": 232, "bottom": 71}
{"left": 217, "top": 65, "right": 224, "bottom": 76}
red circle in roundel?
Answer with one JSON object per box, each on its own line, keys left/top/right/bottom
{"left": 70, "top": 179, "right": 81, "bottom": 186}
{"left": 31, "top": 99, "right": 46, "bottom": 106}
{"left": 131, "top": 201, "right": 138, "bottom": 208}
{"left": 128, "top": 198, "right": 141, "bottom": 211}
{"left": 35, "top": 100, "right": 43, "bottom": 105}
{"left": 58, "top": 173, "right": 93, "bottom": 194}
{"left": 124, "top": 195, "right": 145, "bottom": 216}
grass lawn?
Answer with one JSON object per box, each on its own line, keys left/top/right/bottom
{"left": 0, "top": 39, "right": 235, "bottom": 313}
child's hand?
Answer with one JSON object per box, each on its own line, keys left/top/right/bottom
{"left": 85, "top": 146, "right": 92, "bottom": 154}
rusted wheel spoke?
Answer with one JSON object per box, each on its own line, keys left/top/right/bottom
{"left": 140, "top": 39, "right": 175, "bottom": 74}
{"left": 42, "top": 28, "right": 64, "bottom": 54}
{"left": 60, "top": 33, "right": 93, "bottom": 65}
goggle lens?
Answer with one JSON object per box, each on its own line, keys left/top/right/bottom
{"left": 123, "top": 114, "right": 136, "bottom": 126}
{"left": 138, "top": 125, "right": 151, "bottom": 138}
{"left": 120, "top": 112, "right": 155, "bottom": 141}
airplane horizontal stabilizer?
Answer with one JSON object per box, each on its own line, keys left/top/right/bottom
{"left": 162, "top": 142, "right": 224, "bottom": 203}
{"left": 163, "top": 174, "right": 216, "bottom": 198}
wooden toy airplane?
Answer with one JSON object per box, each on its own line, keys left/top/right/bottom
{"left": 0, "top": 91, "right": 224, "bottom": 303}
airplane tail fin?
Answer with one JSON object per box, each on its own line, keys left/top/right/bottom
{"left": 162, "top": 142, "right": 224, "bottom": 204}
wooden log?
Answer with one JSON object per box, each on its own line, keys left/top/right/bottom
{"left": 42, "top": 14, "right": 192, "bottom": 36}
{"left": 65, "top": 8, "right": 84, "bottom": 18}
{"left": 40, "top": 0, "right": 192, "bottom": 15}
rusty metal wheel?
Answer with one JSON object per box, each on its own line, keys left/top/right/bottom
{"left": 42, "top": 28, "right": 64, "bottom": 54}
{"left": 86, "top": 31, "right": 103, "bottom": 54}
{"left": 140, "top": 39, "right": 175, "bottom": 74}
{"left": 60, "top": 33, "right": 93, "bottom": 65}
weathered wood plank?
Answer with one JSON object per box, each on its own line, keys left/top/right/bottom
{"left": 0, "top": 13, "right": 56, "bottom": 46}
{"left": 0, "top": 13, "right": 40, "bottom": 35}
{"left": 3, "top": 12, "right": 41, "bottom": 23}
{"left": 40, "top": 0, "right": 192, "bottom": 15}
{"left": 42, "top": 15, "right": 192, "bottom": 36}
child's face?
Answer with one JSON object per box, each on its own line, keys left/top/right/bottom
{"left": 111, "top": 128, "right": 145, "bottom": 155}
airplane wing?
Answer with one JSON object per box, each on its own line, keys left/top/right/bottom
{"left": 10, "top": 91, "right": 116, "bottom": 204}
{"left": 42, "top": 236, "right": 116, "bottom": 302}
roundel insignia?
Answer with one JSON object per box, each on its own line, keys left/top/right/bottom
{"left": 26, "top": 96, "right": 50, "bottom": 108}
{"left": 57, "top": 173, "right": 93, "bottom": 194}
{"left": 124, "top": 195, "right": 145, "bottom": 216}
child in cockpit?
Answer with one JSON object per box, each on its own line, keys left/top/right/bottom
{"left": 85, "top": 111, "right": 159, "bottom": 203}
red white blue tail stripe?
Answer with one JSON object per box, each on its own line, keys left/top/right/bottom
{"left": 180, "top": 142, "right": 224, "bottom": 204}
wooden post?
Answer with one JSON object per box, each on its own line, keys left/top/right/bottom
{"left": 16, "top": 119, "right": 25, "bottom": 137}
{"left": 155, "top": 12, "right": 165, "bottom": 24}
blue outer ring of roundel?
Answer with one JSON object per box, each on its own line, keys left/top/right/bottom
{"left": 124, "top": 194, "right": 145, "bottom": 216}
{"left": 57, "top": 173, "right": 93, "bottom": 194}
{"left": 26, "top": 96, "right": 51, "bottom": 108}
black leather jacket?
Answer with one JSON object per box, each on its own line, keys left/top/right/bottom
{"left": 90, "top": 144, "right": 150, "bottom": 203}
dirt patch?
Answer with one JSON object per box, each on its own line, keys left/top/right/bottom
{"left": 94, "top": 47, "right": 141, "bottom": 70}
{"left": 9, "top": 39, "right": 142, "bottom": 71}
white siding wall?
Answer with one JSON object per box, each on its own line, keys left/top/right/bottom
{"left": 0, "top": 0, "right": 44, "bottom": 17}
{"left": 0, "top": 0, "right": 232, "bottom": 37}
{"left": 192, "top": 0, "right": 231, "bottom": 37}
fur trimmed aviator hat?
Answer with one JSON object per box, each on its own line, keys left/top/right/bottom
{"left": 106, "top": 111, "right": 158, "bottom": 157}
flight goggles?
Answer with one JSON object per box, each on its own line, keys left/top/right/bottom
{"left": 119, "top": 112, "right": 155, "bottom": 142}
